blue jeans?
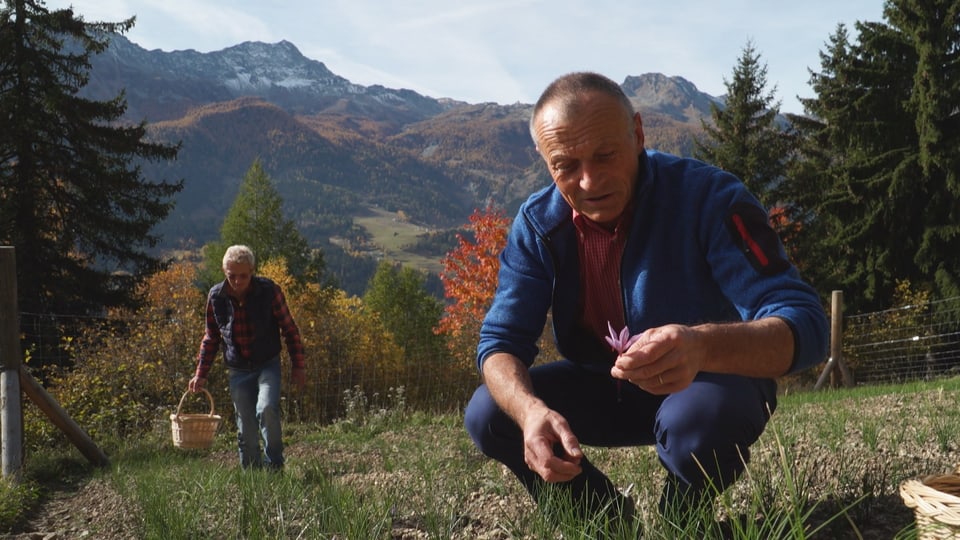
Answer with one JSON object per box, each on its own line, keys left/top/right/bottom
{"left": 228, "top": 357, "right": 283, "bottom": 469}
{"left": 464, "top": 359, "right": 777, "bottom": 513}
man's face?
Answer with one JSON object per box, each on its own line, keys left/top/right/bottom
{"left": 533, "top": 92, "right": 645, "bottom": 227}
{"left": 223, "top": 261, "right": 253, "bottom": 297}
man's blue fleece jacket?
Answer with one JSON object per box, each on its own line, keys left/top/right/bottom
{"left": 477, "top": 150, "right": 829, "bottom": 375}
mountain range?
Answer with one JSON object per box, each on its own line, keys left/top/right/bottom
{"left": 82, "top": 35, "right": 722, "bottom": 292}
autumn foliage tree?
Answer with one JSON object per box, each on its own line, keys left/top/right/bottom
{"left": 32, "top": 261, "right": 205, "bottom": 447}
{"left": 35, "top": 255, "right": 414, "bottom": 447}
{"left": 437, "top": 207, "right": 510, "bottom": 370}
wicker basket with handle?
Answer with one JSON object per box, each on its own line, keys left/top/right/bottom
{"left": 170, "top": 388, "right": 222, "bottom": 450}
{"left": 901, "top": 468, "right": 960, "bottom": 539}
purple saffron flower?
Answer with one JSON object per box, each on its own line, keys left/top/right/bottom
{"left": 604, "top": 321, "right": 641, "bottom": 354}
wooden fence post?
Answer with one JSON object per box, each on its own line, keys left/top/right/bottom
{"left": 831, "top": 290, "right": 855, "bottom": 387}
{"left": 814, "top": 356, "right": 837, "bottom": 390}
{"left": 0, "top": 247, "right": 24, "bottom": 479}
{"left": 19, "top": 366, "right": 109, "bottom": 467}
{"left": 816, "top": 290, "right": 855, "bottom": 390}
{"left": 0, "top": 246, "right": 108, "bottom": 469}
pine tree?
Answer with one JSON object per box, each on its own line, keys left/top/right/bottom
{"left": 889, "top": 0, "right": 960, "bottom": 299}
{"left": 781, "top": 25, "right": 859, "bottom": 293}
{"left": 694, "top": 41, "right": 789, "bottom": 208}
{"left": 199, "top": 159, "right": 323, "bottom": 289}
{"left": 788, "top": 0, "right": 960, "bottom": 310}
{"left": 0, "top": 1, "right": 182, "bottom": 357}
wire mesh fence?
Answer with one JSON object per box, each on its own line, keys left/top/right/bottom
{"left": 842, "top": 295, "right": 960, "bottom": 385}
{"left": 16, "top": 307, "right": 481, "bottom": 438}
{"left": 15, "top": 293, "right": 960, "bottom": 440}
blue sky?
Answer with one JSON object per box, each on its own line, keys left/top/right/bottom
{"left": 46, "top": 0, "right": 886, "bottom": 115}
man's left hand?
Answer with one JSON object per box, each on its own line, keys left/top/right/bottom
{"left": 609, "top": 324, "right": 704, "bottom": 394}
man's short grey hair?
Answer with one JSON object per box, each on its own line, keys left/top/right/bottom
{"left": 223, "top": 245, "right": 256, "bottom": 270}
{"left": 529, "top": 71, "right": 635, "bottom": 141}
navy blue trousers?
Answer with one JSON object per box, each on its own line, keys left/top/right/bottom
{"left": 464, "top": 359, "right": 777, "bottom": 511}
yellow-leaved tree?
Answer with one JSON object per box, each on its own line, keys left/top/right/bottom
{"left": 32, "top": 261, "right": 205, "bottom": 448}
{"left": 258, "top": 258, "right": 405, "bottom": 424}
{"left": 29, "top": 256, "right": 414, "bottom": 450}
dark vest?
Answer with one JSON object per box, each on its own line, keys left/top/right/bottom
{"left": 209, "top": 276, "right": 282, "bottom": 370}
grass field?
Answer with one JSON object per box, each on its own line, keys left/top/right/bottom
{"left": 353, "top": 207, "right": 445, "bottom": 274}
{"left": 4, "top": 377, "right": 960, "bottom": 539}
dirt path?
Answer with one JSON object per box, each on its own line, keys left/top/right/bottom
{"left": 2, "top": 477, "right": 139, "bottom": 540}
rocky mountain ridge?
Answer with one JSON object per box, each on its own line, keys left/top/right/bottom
{"left": 81, "top": 35, "right": 722, "bottom": 292}
{"left": 88, "top": 35, "right": 459, "bottom": 126}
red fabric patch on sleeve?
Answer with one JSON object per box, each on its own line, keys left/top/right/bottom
{"left": 725, "top": 202, "right": 790, "bottom": 275}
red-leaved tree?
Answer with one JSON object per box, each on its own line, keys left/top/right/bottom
{"left": 436, "top": 207, "right": 510, "bottom": 365}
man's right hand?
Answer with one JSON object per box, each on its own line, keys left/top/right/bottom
{"left": 482, "top": 352, "right": 586, "bottom": 483}
{"left": 521, "top": 406, "right": 584, "bottom": 483}
{"left": 188, "top": 376, "right": 206, "bottom": 392}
